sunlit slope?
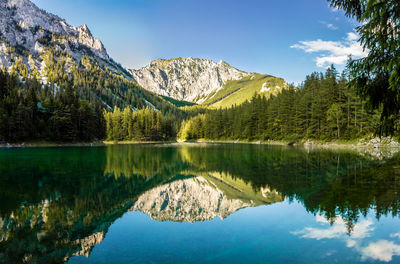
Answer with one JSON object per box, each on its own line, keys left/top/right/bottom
{"left": 202, "top": 171, "right": 283, "bottom": 206}
{"left": 202, "top": 74, "right": 288, "bottom": 108}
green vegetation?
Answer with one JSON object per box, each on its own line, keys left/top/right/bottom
{"left": 202, "top": 74, "right": 287, "bottom": 108}
{"left": 1, "top": 55, "right": 395, "bottom": 144}
{"left": 7, "top": 43, "right": 185, "bottom": 121}
{"left": 179, "top": 67, "right": 380, "bottom": 141}
{"left": 0, "top": 69, "right": 104, "bottom": 142}
{"left": 328, "top": 0, "right": 400, "bottom": 135}
{"left": 41, "top": 49, "right": 179, "bottom": 115}
{"left": 161, "top": 95, "right": 196, "bottom": 107}
{"left": 2, "top": 48, "right": 206, "bottom": 143}
{"left": 103, "top": 107, "right": 175, "bottom": 141}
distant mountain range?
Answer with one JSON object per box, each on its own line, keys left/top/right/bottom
{"left": 0, "top": 0, "right": 288, "bottom": 109}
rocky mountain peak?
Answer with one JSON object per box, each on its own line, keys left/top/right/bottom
{"left": 129, "top": 57, "right": 250, "bottom": 103}
{"left": 130, "top": 176, "right": 271, "bottom": 222}
{"left": 0, "top": 0, "right": 126, "bottom": 77}
{"left": 79, "top": 24, "right": 90, "bottom": 33}
{"left": 130, "top": 177, "right": 246, "bottom": 222}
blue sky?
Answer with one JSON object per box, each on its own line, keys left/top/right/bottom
{"left": 31, "top": 0, "right": 364, "bottom": 84}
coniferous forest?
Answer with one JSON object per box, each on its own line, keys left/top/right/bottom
{"left": 103, "top": 107, "right": 175, "bottom": 141}
{"left": 0, "top": 69, "right": 105, "bottom": 142}
{"left": 178, "top": 67, "right": 382, "bottom": 142}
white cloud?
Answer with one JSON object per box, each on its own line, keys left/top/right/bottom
{"left": 316, "top": 55, "right": 348, "bottom": 67}
{"left": 327, "top": 24, "right": 338, "bottom": 30}
{"left": 346, "top": 32, "right": 358, "bottom": 41}
{"left": 293, "top": 215, "right": 400, "bottom": 262}
{"left": 290, "top": 32, "right": 368, "bottom": 68}
{"left": 292, "top": 215, "right": 374, "bottom": 240}
{"left": 360, "top": 240, "right": 400, "bottom": 262}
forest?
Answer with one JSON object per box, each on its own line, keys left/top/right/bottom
{"left": 178, "top": 67, "right": 381, "bottom": 142}
{"left": 103, "top": 107, "right": 175, "bottom": 141}
{"left": 0, "top": 69, "right": 105, "bottom": 142}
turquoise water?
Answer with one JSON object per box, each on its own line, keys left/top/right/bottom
{"left": 0, "top": 144, "right": 400, "bottom": 263}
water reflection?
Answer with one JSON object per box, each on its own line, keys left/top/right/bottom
{"left": 293, "top": 215, "right": 400, "bottom": 262}
{"left": 131, "top": 176, "right": 282, "bottom": 222}
{"left": 0, "top": 144, "right": 399, "bottom": 263}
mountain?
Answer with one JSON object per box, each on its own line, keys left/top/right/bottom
{"left": 131, "top": 174, "right": 283, "bottom": 222}
{"left": 129, "top": 57, "right": 288, "bottom": 107}
{"left": 129, "top": 57, "right": 250, "bottom": 104}
{"left": 0, "top": 0, "right": 180, "bottom": 113}
{"left": 0, "top": 1, "right": 287, "bottom": 111}
{"left": 0, "top": 0, "right": 128, "bottom": 77}
{"left": 203, "top": 73, "right": 289, "bottom": 108}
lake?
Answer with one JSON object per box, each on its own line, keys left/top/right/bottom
{"left": 1, "top": 143, "right": 400, "bottom": 263}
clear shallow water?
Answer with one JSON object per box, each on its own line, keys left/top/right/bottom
{"left": 0, "top": 144, "right": 400, "bottom": 263}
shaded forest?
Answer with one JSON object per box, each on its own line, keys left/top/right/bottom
{"left": 0, "top": 69, "right": 105, "bottom": 142}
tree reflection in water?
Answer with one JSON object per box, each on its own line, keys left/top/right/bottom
{"left": 0, "top": 144, "right": 399, "bottom": 263}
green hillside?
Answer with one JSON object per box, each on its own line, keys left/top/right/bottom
{"left": 202, "top": 74, "right": 288, "bottom": 108}
{"left": 161, "top": 95, "right": 196, "bottom": 107}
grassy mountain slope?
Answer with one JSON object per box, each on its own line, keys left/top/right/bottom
{"left": 202, "top": 74, "right": 288, "bottom": 108}
{"left": 202, "top": 172, "right": 283, "bottom": 206}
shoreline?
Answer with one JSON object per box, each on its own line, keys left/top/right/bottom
{"left": 0, "top": 141, "right": 106, "bottom": 148}
{"left": 0, "top": 140, "right": 178, "bottom": 148}
{"left": 185, "top": 137, "right": 400, "bottom": 151}
{"left": 1, "top": 137, "right": 399, "bottom": 151}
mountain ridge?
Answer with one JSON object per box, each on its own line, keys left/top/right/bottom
{"left": 130, "top": 57, "right": 289, "bottom": 107}
{"left": 0, "top": 0, "right": 129, "bottom": 78}
{"left": 0, "top": 0, "right": 287, "bottom": 111}
{"left": 129, "top": 57, "right": 250, "bottom": 104}
{"left": 0, "top": 0, "right": 186, "bottom": 114}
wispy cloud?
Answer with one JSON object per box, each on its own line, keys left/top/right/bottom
{"left": 292, "top": 215, "right": 374, "bottom": 240}
{"left": 320, "top": 21, "right": 338, "bottom": 30}
{"left": 290, "top": 32, "right": 368, "bottom": 68}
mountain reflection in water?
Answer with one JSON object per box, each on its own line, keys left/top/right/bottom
{"left": 0, "top": 144, "right": 399, "bottom": 263}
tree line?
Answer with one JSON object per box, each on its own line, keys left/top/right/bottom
{"left": 179, "top": 67, "right": 381, "bottom": 141}
{"left": 103, "top": 106, "right": 175, "bottom": 141}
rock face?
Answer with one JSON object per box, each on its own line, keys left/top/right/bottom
{"left": 131, "top": 176, "right": 277, "bottom": 222}
{"left": 72, "top": 232, "right": 105, "bottom": 258}
{"left": 129, "top": 57, "right": 250, "bottom": 103}
{"left": 0, "top": 0, "right": 127, "bottom": 77}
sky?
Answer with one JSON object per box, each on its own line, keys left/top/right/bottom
{"left": 31, "top": 0, "right": 365, "bottom": 84}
